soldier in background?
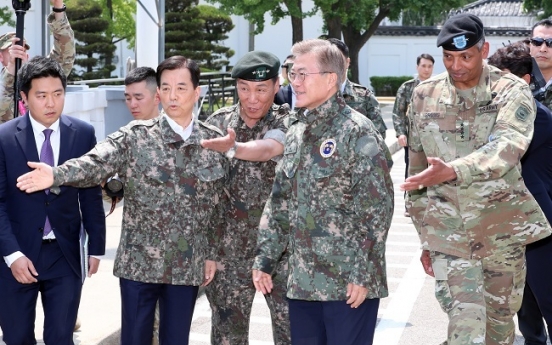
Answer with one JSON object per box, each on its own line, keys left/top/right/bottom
{"left": 392, "top": 53, "right": 434, "bottom": 217}
{"left": 0, "top": 0, "right": 75, "bottom": 123}
{"left": 201, "top": 51, "right": 291, "bottom": 345}
{"left": 16, "top": 56, "right": 226, "bottom": 345}
{"left": 124, "top": 66, "right": 160, "bottom": 121}
{"left": 401, "top": 14, "right": 552, "bottom": 345}
{"left": 252, "top": 39, "right": 393, "bottom": 345}
{"left": 327, "top": 38, "right": 387, "bottom": 139}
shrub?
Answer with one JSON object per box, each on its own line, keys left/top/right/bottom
{"left": 370, "top": 76, "right": 413, "bottom": 96}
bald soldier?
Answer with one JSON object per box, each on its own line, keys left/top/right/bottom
{"left": 201, "top": 51, "right": 291, "bottom": 345}
{"left": 400, "top": 14, "right": 552, "bottom": 345}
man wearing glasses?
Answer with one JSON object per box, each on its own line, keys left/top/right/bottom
{"left": 252, "top": 38, "right": 394, "bottom": 345}
{"left": 275, "top": 55, "right": 295, "bottom": 108}
{"left": 529, "top": 19, "right": 552, "bottom": 110}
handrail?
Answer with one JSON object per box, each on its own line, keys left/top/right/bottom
{"left": 70, "top": 78, "right": 125, "bottom": 85}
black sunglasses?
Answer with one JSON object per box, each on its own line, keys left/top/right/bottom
{"left": 530, "top": 37, "right": 552, "bottom": 48}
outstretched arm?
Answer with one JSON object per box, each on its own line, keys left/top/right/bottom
{"left": 201, "top": 128, "right": 284, "bottom": 162}
{"left": 16, "top": 162, "right": 54, "bottom": 193}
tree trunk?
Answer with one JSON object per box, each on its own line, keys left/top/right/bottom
{"left": 325, "top": 6, "right": 342, "bottom": 39}
{"left": 291, "top": 16, "right": 303, "bottom": 43}
{"left": 341, "top": 7, "right": 390, "bottom": 83}
{"left": 289, "top": 0, "right": 303, "bottom": 44}
{"left": 105, "top": 0, "right": 114, "bottom": 76}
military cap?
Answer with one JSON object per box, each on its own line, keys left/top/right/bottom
{"left": 231, "top": 51, "right": 280, "bottom": 82}
{"left": 437, "top": 13, "right": 484, "bottom": 51}
{"left": 0, "top": 32, "right": 30, "bottom": 50}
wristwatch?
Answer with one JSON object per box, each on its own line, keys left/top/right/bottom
{"left": 52, "top": 4, "right": 67, "bottom": 12}
{"left": 225, "top": 142, "right": 238, "bottom": 159}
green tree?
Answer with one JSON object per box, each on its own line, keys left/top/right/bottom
{"left": 165, "top": 0, "right": 234, "bottom": 70}
{"left": 165, "top": 0, "right": 204, "bottom": 61}
{"left": 101, "top": 0, "right": 136, "bottom": 48}
{"left": 196, "top": 4, "right": 235, "bottom": 70}
{"left": 318, "top": 0, "right": 470, "bottom": 82}
{"left": 207, "top": 0, "right": 316, "bottom": 44}
{"left": 0, "top": 6, "right": 15, "bottom": 27}
{"left": 66, "top": 0, "right": 116, "bottom": 81}
{"left": 523, "top": 0, "right": 551, "bottom": 19}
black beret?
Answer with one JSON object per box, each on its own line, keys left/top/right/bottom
{"left": 437, "top": 13, "right": 484, "bottom": 51}
{"left": 231, "top": 51, "right": 280, "bottom": 82}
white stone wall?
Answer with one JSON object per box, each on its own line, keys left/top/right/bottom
{"left": 63, "top": 87, "right": 108, "bottom": 141}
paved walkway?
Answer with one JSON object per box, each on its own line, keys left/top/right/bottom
{"left": 0, "top": 104, "right": 543, "bottom": 344}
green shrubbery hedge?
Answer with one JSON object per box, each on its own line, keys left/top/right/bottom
{"left": 370, "top": 76, "right": 413, "bottom": 96}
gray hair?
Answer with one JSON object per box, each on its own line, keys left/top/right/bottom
{"left": 291, "top": 39, "right": 346, "bottom": 90}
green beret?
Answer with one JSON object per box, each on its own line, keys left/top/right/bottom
{"left": 231, "top": 51, "right": 280, "bottom": 82}
{"left": 437, "top": 14, "right": 484, "bottom": 51}
{"left": 0, "top": 32, "right": 30, "bottom": 50}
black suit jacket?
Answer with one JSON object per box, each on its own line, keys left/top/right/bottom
{"left": 274, "top": 84, "right": 293, "bottom": 107}
{"left": 0, "top": 114, "right": 106, "bottom": 280}
{"left": 521, "top": 101, "right": 552, "bottom": 223}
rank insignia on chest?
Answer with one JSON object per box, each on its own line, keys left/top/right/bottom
{"left": 320, "top": 139, "right": 336, "bottom": 158}
{"left": 456, "top": 120, "right": 469, "bottom": 142}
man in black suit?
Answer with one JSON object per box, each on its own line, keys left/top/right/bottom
{"left": 0, "top": 56, "right": 106, "bottom": 344}
{"left": 488, "top": 41, "right": 552, "bottom": 345}
{"left": 274, "top": 55, "right": 295, "bottom": 108}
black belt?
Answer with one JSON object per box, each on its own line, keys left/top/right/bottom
{"left": 42, "top": 238, "right": 57, "bottom": 244}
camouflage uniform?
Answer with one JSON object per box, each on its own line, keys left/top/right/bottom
{"left": 253, "top": 93, "right": 394, "bottom": 302}
{"left": 407, "top": 64, "right": 552, "bottom": 345}
{"left": 342, "top": 79, "right": 387, "bottom": 139}
{"left": 51, "top": 113, "right": 228, "bottom": 285}
{"left": 1, "top": 12, "right": 75, "bottom": 123}
{"left": 392, "top": 78, "right": 420, "bottom": 139}
{"left": 205, "top": 103, "right": 291, "bottom": 345}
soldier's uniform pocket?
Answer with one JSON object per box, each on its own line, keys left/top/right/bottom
{"left": 433, "top": 259, "right": 454, "bottom": 313}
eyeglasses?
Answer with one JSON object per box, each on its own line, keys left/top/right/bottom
{"left": 288, "top": 71, "right": 333, "bottom": 82}
{"left": 530, "top": 37, "right": 552, "bottom": 48}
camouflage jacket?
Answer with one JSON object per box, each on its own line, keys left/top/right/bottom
{"left": 205, "top": 103, "right": 289, "bottom": 274}
{"left": 252, "top": 93, "right": 394, "bottom": 301}
{"left": 342, "top": 79, "right": 387, "bottom": 139}
{"left": 407, "top": 64, "right": 552, "bottom": 260}
{"left": 1, "top": 12, "right": 75, "bottom": 123}
{"left": 392, "top": 78, "right": 420, "bottom": 137}
{"left": 52, "top": 114, "right": 228, "bottom": 285}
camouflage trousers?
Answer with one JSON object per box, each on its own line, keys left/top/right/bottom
{"left": 430, "top": 247, "right": 526, "bottom": 345}
{"left": 205, "top": 257, "right": 290, "bottom": 345}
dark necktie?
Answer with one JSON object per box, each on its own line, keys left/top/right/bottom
{"left": 40, "top": 129, "right": 54, "bottom": 236}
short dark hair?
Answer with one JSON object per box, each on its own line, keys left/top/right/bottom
{"left": 18, "top": 56, "right": 66, "bottom": 97}
{"left": 156, "top": 56, "right": 200, "bottom": 89}
{"left": 417, "top": 53, "right": 435, "bottom": 65}
{"left": 532, "top": 19, "right": 552, "bottom": 34}
{"left": 326, "top": 38, "right": 349, "bottom": 58}
{"left": 125, "top": 66, "right": 157, "bottom": 94}
{"left": 125, "top": 66, "right": 156, "bottom": 86}
{"left": 487, "top": 41, "right": 532, "bottom": 78}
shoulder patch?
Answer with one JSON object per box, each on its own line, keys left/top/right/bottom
{"left": 516, "top": 106, "right": 530, "bottom": 122}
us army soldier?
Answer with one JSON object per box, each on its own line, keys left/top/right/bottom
{"left": 400, "top": 14, "right": 552, "bottom": 345}
{"left": 0, "top": 0, "right": 75, "bottom": 122}
{"left": 392, "top": 53, "right": 434, "bottom": 217}
{"left": 252, "top": 39, "right": 394, "bottom": 345}
{"left": 201, "top": 51, "right": 291, "bottom": 345}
